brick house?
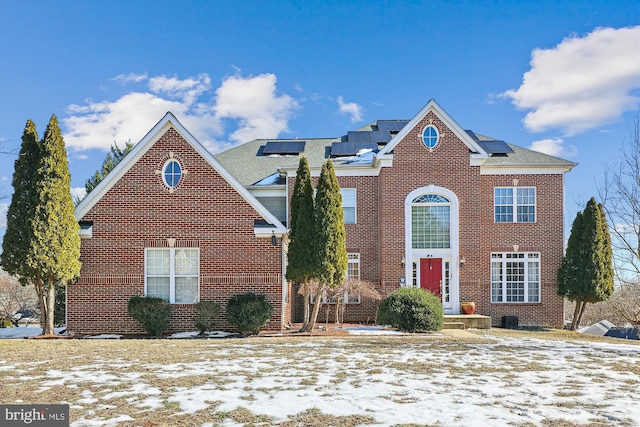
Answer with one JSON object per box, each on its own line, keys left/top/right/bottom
{"left": 68, "top": 99, "right": 575, "bottom": 334}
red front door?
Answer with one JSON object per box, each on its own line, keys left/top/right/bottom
{"left": 420, "top": 258, "right": 442, "bottom": 297}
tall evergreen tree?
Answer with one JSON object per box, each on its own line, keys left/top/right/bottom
{"left": 85, "top": 140, "right": 134, "bottom": 194}
{"left": 306, "top": 160, "right": 347, "bottom": 332}
{"left": 26, "top": 115, "right": 81, "bottom": 335}
{"left": 558, "top": 197, "right": 614, "bottom": 330}
{"left": 1, "top": 120, "right": 40, "bottom": 278}
{"left": 286, "top": 157, "right": 315, "bottom": 328}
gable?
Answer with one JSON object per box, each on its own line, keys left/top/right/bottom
{"left": 377, "top": 99, "right": 488, "bottom": 166}
{"left": 74, "top": 112, "right": 287, "bottom": 236}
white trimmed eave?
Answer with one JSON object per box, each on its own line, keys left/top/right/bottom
{"left": 74, "top": 112, "right": 287, "bottom": 238}
{"left": 480, "top": 163, "right": 576, "bottom": 175}
{"left": 247, "top": 184, "right": 287, "bottom": 198}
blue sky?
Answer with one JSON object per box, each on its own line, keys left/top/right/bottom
{"left": 1, "top": 0, "right": 639, "bottom": 236}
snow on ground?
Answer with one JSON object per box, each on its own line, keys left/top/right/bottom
{"left": 0, "top": 326, "right": 65, "bottom": 338}
{"left": 2, "top": 328, "right": 639, "bottom": 426}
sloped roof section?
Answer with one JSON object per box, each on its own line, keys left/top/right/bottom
{"left": 214, "top": 99, "right": 576, "bottom": 182}
{"left": 74, "top": 112, "right": 287, "bottom": 235}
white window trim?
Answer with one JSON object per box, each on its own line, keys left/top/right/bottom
{"left": 341, "top": 188, "right": 357, "bottom": 225}
{"left": 494, "top": 187, "right": 537, "bottom": 223}
{"left": 145, "top": 248, "right": 200, "bottom": 304}
{"left": 490, "top": 252, "right": 540, "bottom": 303}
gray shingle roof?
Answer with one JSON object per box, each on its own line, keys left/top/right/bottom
{"left": 214, "top": 122, "right": 575, "bottom": 186}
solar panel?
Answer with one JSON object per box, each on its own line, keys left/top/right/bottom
{"left": 479, "top": 140, "right": 514, "bottom": 154}
{"left": 376, "top": 120, "right": 409, "bottom": 132}
{"left": 464, "top": 130, "right": 480, "bottom": 141}
{"left": 331, "top": 142, "right": 356, "bottom": 156}
{"left": 347, "top": 131, "right": 392, "bottom": 143}
{"left": 263, "top": 141, "right": 305, "bottom": 155}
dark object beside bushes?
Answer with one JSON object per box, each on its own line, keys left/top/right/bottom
{"left": 226, "top": 292, "right": 273, "bottom": 336}
{"left": 127, "top": 295, "right": 171, "bottom": 337}
{"left": 194, "top": 300, "right": 221, "bottom": 335}
{"left": 377, "top": 288, "right": 444, "bottom": 332}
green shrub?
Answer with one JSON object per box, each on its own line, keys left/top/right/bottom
{"left": 127, "top": 295, "right": 171, "bottom": 337}
{"left": 194, "top": 300, "right": 221, "bottom": 335}
{"left": 377, "top": 288, "right": 443, "bottom": 332}
{"left": 0, "top": 317, "right": 13, "bottom": 328}
{"left": 226, "top": 292, "right": 273, "bottom": 336}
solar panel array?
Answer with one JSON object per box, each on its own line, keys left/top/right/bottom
{"left": 262, "top": 141, "right": 306, "bottom": 155}
{"left": 347, "top": 131, "right": 392, "bottom": 143}
{"left": 331, "top": 141, "right": 379, "bottom": 156}
{"left": 376, "top": 120, "right": 409, "bottom": 132}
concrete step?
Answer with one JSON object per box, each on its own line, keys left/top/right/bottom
{"left": 443, "top": 322, "right": 466, "bottom": 330}
{"left": 444, "top": 314, "right": 491, "bottom": 329}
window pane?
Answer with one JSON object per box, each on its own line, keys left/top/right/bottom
{"left": 343, "top": 207, "right": 356, "bottom": 224}
{"left": 146, "top": 249, "right": 170, "bottom": 275}
{"left": 491, "top": 261, "right": 503, "bottom": 302}
{"left": 341, "top": 189, "right": 356, "bottom": 224}
{"left": 147, "top": 277, "right": 170, "bottom": 301}
{"left": 528, "top": 261, "right": 540, "bottom": 302}
{"left": 175, "top": 249, "right": 198, "bottom": 275}
{"left": 175, "top": 277, "right": 198, "bottom": 304}
{"left": 494, "top": 188, "right": 514, "bottom": 222}
{"left": 412, "top": 205, "right": 450, "bottom": 249}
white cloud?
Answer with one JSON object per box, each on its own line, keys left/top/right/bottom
{"left": 0, "top": 202, "right": 8, "bottom": 229}
{"left": 148, "top": 74, "right": 211, "bottom": 105}
{"left": 501, "top": 26, "right": 640, "bottom": 135}
{"left": 63, "top": 92, "right": 191, "bottom": 151}
{"left": 214, "top": 73, "right": 299, "bottom": 144}
{"left": 71, "top": 187, "right": 87, "bottom": 204}
{"left": 337, "top": 96, "right": 363, "bottom": 123}
{"left": 62, "top": 72, "right": 298, "bottom": 153}
{"left": 529, "top": 138, "right": 578, "bottom": 157}
{"left": 111, "top": 71, "right": 148, "bottom": 84}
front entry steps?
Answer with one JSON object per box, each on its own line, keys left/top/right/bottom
{"left": 444, "top": 314, "right": 491, "bottom": 329}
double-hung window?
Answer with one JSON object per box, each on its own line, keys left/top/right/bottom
{"left": 341, "top": 189, "right": 356, "bottom": 224}
{"left": 494, "top": 187, "right": 536, "bottom": 223}
{"left": 345, "top": 253, "right": 361, "bottom": 303}
{"left": 491, "top": 253, "right": 540, "bottom": 303}
{"left": 145, "top": 248, "right": 199, "bottom": 303}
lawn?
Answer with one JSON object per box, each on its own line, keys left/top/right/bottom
{"left": 0, "top": 328, "right": 639, "bottom": 426}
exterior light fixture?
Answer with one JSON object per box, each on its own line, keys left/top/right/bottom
{"left": 271, "top": 231, "right": 277, "bottom": 247}
{"left": 401, "top": 257, "right": 406, "bottom": 268}
{"left": 459, "top": 255, "right": 466, "bottom": 268}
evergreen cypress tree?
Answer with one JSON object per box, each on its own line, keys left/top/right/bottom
{"left": 1, "top": 120, "right": 40, "bottom": 279}
{"left": 558, "top": 197, "right": 614, "bottom": 330}
{"left": 306, "top": 160, "right": 347, "bottom": 331}
{"left": 285, "top": 157, "right": 315, "bottom": 328}
{"left": 26, "top": 115, "right": 81, "bottom": 335}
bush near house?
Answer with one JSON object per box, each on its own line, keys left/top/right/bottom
{"left": 378, "top": 288, "right": 444, "bottom": 332}
{"left": 127, "top": 295, "right": 171, "bottom": 337}
{"left": 226, "top": 292, "right": 273, "bottom": 336}
{"left": 194, "top": 300, "right": 221, "bottom": 335}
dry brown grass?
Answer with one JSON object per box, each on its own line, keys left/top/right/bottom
{"left": 0, "top": 330, "right": 637, "bottom": 426}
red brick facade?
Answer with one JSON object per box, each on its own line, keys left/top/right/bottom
{"left": 70, "top": 101, "right": 572, "bottom": 334}
{"left": 69, "top": 120, "right": 286, "bottom": 335}
{"left": 292, "top": 107, "right": 570, "bottom": 327}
